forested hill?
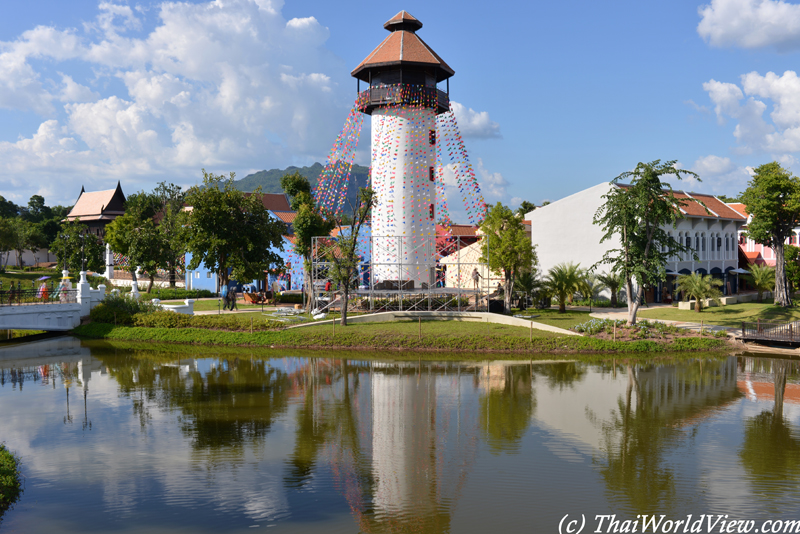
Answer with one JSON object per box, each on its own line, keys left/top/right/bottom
{"left": 233, "top": 163, "right": 370, "bottom": 205}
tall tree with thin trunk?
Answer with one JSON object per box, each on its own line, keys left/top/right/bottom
{"left": 594, "top": 160, "right": 700, "bottom": 324}
{"left": 740, "top": 162, "right": 800, "bottom": 307}
{"left": 326, "top": 187, "right": 375, "bottom": 326}
{"left": 280, "top": 172, "right": 335, "bottom": 311}
{"left": 479, "top": 202, "right": 537, "bottom": 313}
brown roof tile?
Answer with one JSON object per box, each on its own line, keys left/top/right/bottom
{"left": 272, "top": 211, "right": 297, "bottom": 224}
{"left": 727, "top": 203, "right": 748, "bottom": 216}
{"left": 353, "top": 31, "right": 453, "bottom": 74}
{"left": 615, "top": 184, "right": 746, "bottom": 221}
{"left": 387, "top": 10, "right": 419, "bottom": 24}
{"left": 244, "top": 193, "right": 292, "bottom": 212}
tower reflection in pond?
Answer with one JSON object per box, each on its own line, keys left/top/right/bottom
{"left": 287, "top": 360, "right": 531, "bottom": 533}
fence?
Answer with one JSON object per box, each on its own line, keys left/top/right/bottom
{"left": 741, "top": 319, "right": 800, "bottom": 342}
{"left": 0, "top": 289, "right": 78, "bottom": 307}
{"left": 310, "top": 234, "right": 498, "bottom": 315}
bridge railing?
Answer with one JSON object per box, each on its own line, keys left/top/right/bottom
{"left": 741, "top": 319, "right": 800, "bottom": 342}
{"left": 0, "top": 289, "right": 78, "bottom": 307}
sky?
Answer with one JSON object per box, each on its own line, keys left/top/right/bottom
{"left": 2, "top": 0, "right": 800, "bottom": 217}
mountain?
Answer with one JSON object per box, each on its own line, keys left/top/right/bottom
{"left": 234, "top": 163, "right": 370, "bottom": 210}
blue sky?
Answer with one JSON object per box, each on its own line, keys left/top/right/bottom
{"left": 1, "top": 0, "right": 800, "bottom": 216}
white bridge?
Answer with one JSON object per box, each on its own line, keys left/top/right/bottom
{"left": 0, "top": 272, "right": 107, "bottom": 332}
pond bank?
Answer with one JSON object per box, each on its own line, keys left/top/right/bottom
{"left": 72, "top": 322, "right": 732, "bottom": 355}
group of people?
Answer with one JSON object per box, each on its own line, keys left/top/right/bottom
{"left": 220, "top": 280, "right": 285, "bottom": 311}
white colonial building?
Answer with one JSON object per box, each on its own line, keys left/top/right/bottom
{"left": 526, "top": 182, "right": 747, "bottom": 303}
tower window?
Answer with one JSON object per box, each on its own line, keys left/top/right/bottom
{"left": 429, "top": 204, "right": 434, "bottom": 219}
{"left": 429, "top": 166, "right": 435, "bottom": 182}
{"left": 429, "top": 130, "right": 436, "bottom": 145}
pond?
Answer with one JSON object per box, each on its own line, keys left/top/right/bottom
{"left": 1, "top": 337, "right": 800, "bottom": 533}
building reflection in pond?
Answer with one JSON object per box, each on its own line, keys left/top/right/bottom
{"left": 738, "top": 358, "right": 800, "bottom": 509}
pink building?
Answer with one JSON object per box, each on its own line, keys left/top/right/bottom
{"left": 729, "top": 202, "right": 800, "bottom": 267}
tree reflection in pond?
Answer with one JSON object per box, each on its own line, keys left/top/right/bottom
{"left": 740, "top": 359, "right": 800, "bottom": 505}
{"left": 100, "top": 354, "right": 291, "bottom": 454}
{"left": 594, "top": 360, "right": 742, "bottom": 514}
{"left": 479, "top": 363, "right": 535, "bottom": 453}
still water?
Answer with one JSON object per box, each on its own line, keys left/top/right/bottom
{"left": 1, "top": 337, "right": 799, "bottom": 533}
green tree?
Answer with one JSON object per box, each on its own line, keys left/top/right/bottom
{"left": 106, "top": 192, "right": 161, "bottom": 292}
{"left": 716, "top": 194, "right": 741, "bottom": 204}
{"left": 545, "top": 262, "right": 583, "bottom": 313}
{"left": 593, "top": 160, "right": 699, "bottom": 324}
{"left": 515, "top": 200, "right": 536, "bottom": 218}
{"left": 745, "top": 263, "right": 776, "bottom": 303}
{"left": 675, "top": 272, "right": 723, "bottom": 312}
{"left": 8, "top": 219, "right": 36, "bottom": 268}
{"left": 326, "top": 187, "right": 375, "bottom": 326}
{"left": 23, "top": 195, "right": 51, "bottom": 223}
{"left": 152, "top": 182, "right": 187, "bottom": 287}
{"left": 785, "top": 245, "right": 800, "bottom": 295}
{"left": 183, "top": 170, "right": 286, "bottom": 291}
{"left": 740, "top": 162, "right": 800, "bottom": 307}
{"left": 49, "top": 218, "right": 105, "bottom": 273}
{"left": 0, "top": 219, "right": 13, "bottom": 269}
{"left": 0, "top": 196, "right": 19, "bottom": 219}
{"left": 280, "top": 172, "right": 335, "bottom": 310}
{"left": 597, "top": 271, "right": 623, "bottom": 307}
{"left": 479, "top": 202, "right": 537, "bottom": 313}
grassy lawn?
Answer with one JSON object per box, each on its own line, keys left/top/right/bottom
{"left": 162, "top": 298, "right": 266, "bottom": 311}
{"left": 514, "top": 309, "right": 593, "bottom": 330}
{"left": 299, "top": 319, "right": 565, "bottom": 339}
{"left": 637, "top": 300, "right": 800, "bottom": 327}
{"left": 0, "top": 270, "right": 57, "bottom": 291}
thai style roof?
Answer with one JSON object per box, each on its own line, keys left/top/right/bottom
{"left": 66, "top": 182, "right": 126, "bottom": 222}
{"left": 351, "top": 11, "right": 454, "bottom": 82}
{"left": 447, "top": 224, "right": 478, "bottom": 237}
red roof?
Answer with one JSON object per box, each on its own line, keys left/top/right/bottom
{"left": 244, "top": 193, "right": 291, "bottom": 212}
{"left": 272, "top": 211, "right": 297, "bottom": 224}
{"left": 351, "top": 12, "right": 454, "bottom": 81}
{"left": 615, "top": 185, "right": 746, "bottom": 221}
{"left": 727, "top": 203, "right": 748, "bottom": 217}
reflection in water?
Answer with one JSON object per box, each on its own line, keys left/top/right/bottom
{"left": 3, "top": 342, "right": 800, "bottom": 533}
{"left": 593, "top": 359, "right": 742, "bottom": 514}
{"left": 739, "top": 359, "right": 800, "bottom": 508}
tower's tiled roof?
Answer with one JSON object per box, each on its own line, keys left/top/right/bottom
{"left": 351, "top": 12, "right": 454, "bottom": 80}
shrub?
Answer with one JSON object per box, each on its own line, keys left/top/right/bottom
{"left": 278, "top": 293, "right": 304, "bottom": 304}
{"left": 90, "top": 295, "right": 160, "bottom": 325}
{"left": 0, "top": 443, "right": 22, "bottom": 513}
{"left": 132, "top": 311, "right": 192, "bottom": 329}
{"left": 131, "top": 311, "right": 285, "bottom": 331}
{"left": 143, "top": 288, "right": 215, "bottom": 300}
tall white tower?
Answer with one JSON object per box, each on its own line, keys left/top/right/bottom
{"left": 352, "top": 11, "right": 454, "bottom": 287}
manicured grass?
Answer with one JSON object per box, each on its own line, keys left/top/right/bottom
{"left": 0, "top": 444, "right": 22, "bottom": 516}
{"left": 0, "top": 270, "right": 55, "bottom": 291}
{"left": 162, "top": 298, "right": 265, "bottom": 312}
{"left": 637, "top": 300, "right": 800, "bottom": 328}
{"left": 73, "top": 321, "right": 728, "bottom": 353}
{"left": 514, "top": 309, "right": 595, "bottom": 330}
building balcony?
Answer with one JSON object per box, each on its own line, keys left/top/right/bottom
{"left": 357, "top": 85, "right": 450, "bottom": 115}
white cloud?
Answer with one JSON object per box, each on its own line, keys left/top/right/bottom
{"left": 687, "top": 155, "right": 753, "bottom": 195}
{"left": 475, "top": 157, "right": 508, "bottom": 199}
{"left": 698, "top": 0, "right": 800, "bottom": 51}
{"left": 59, "top": 74, "right": 99, "bottom": 103}
{"left": 450, "top": 101, "right": 501, "bottom": 139}
{"left": 0, "top": 0, "right": 350, "bottom": 204}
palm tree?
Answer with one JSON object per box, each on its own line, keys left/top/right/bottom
{"left": 545, "top": 262, "right": 583, "bottom": 313}
{"left": 514, "top": 270, "right": 540, "bottom": 309}
{"left": 597, "top": 271, "right": 623, "bottom": 307}
{"left": 676, "top": 272, "right": 723, "bottom": 312}
{"left": 746, "top": 264, "right": 776, "bottom": 303}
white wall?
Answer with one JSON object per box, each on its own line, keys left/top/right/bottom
{"left": 2, "top": 249, "right": 56, "bottom": 268}
{"left": 526, "top": 182, "right": 617, "bottom": 278}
